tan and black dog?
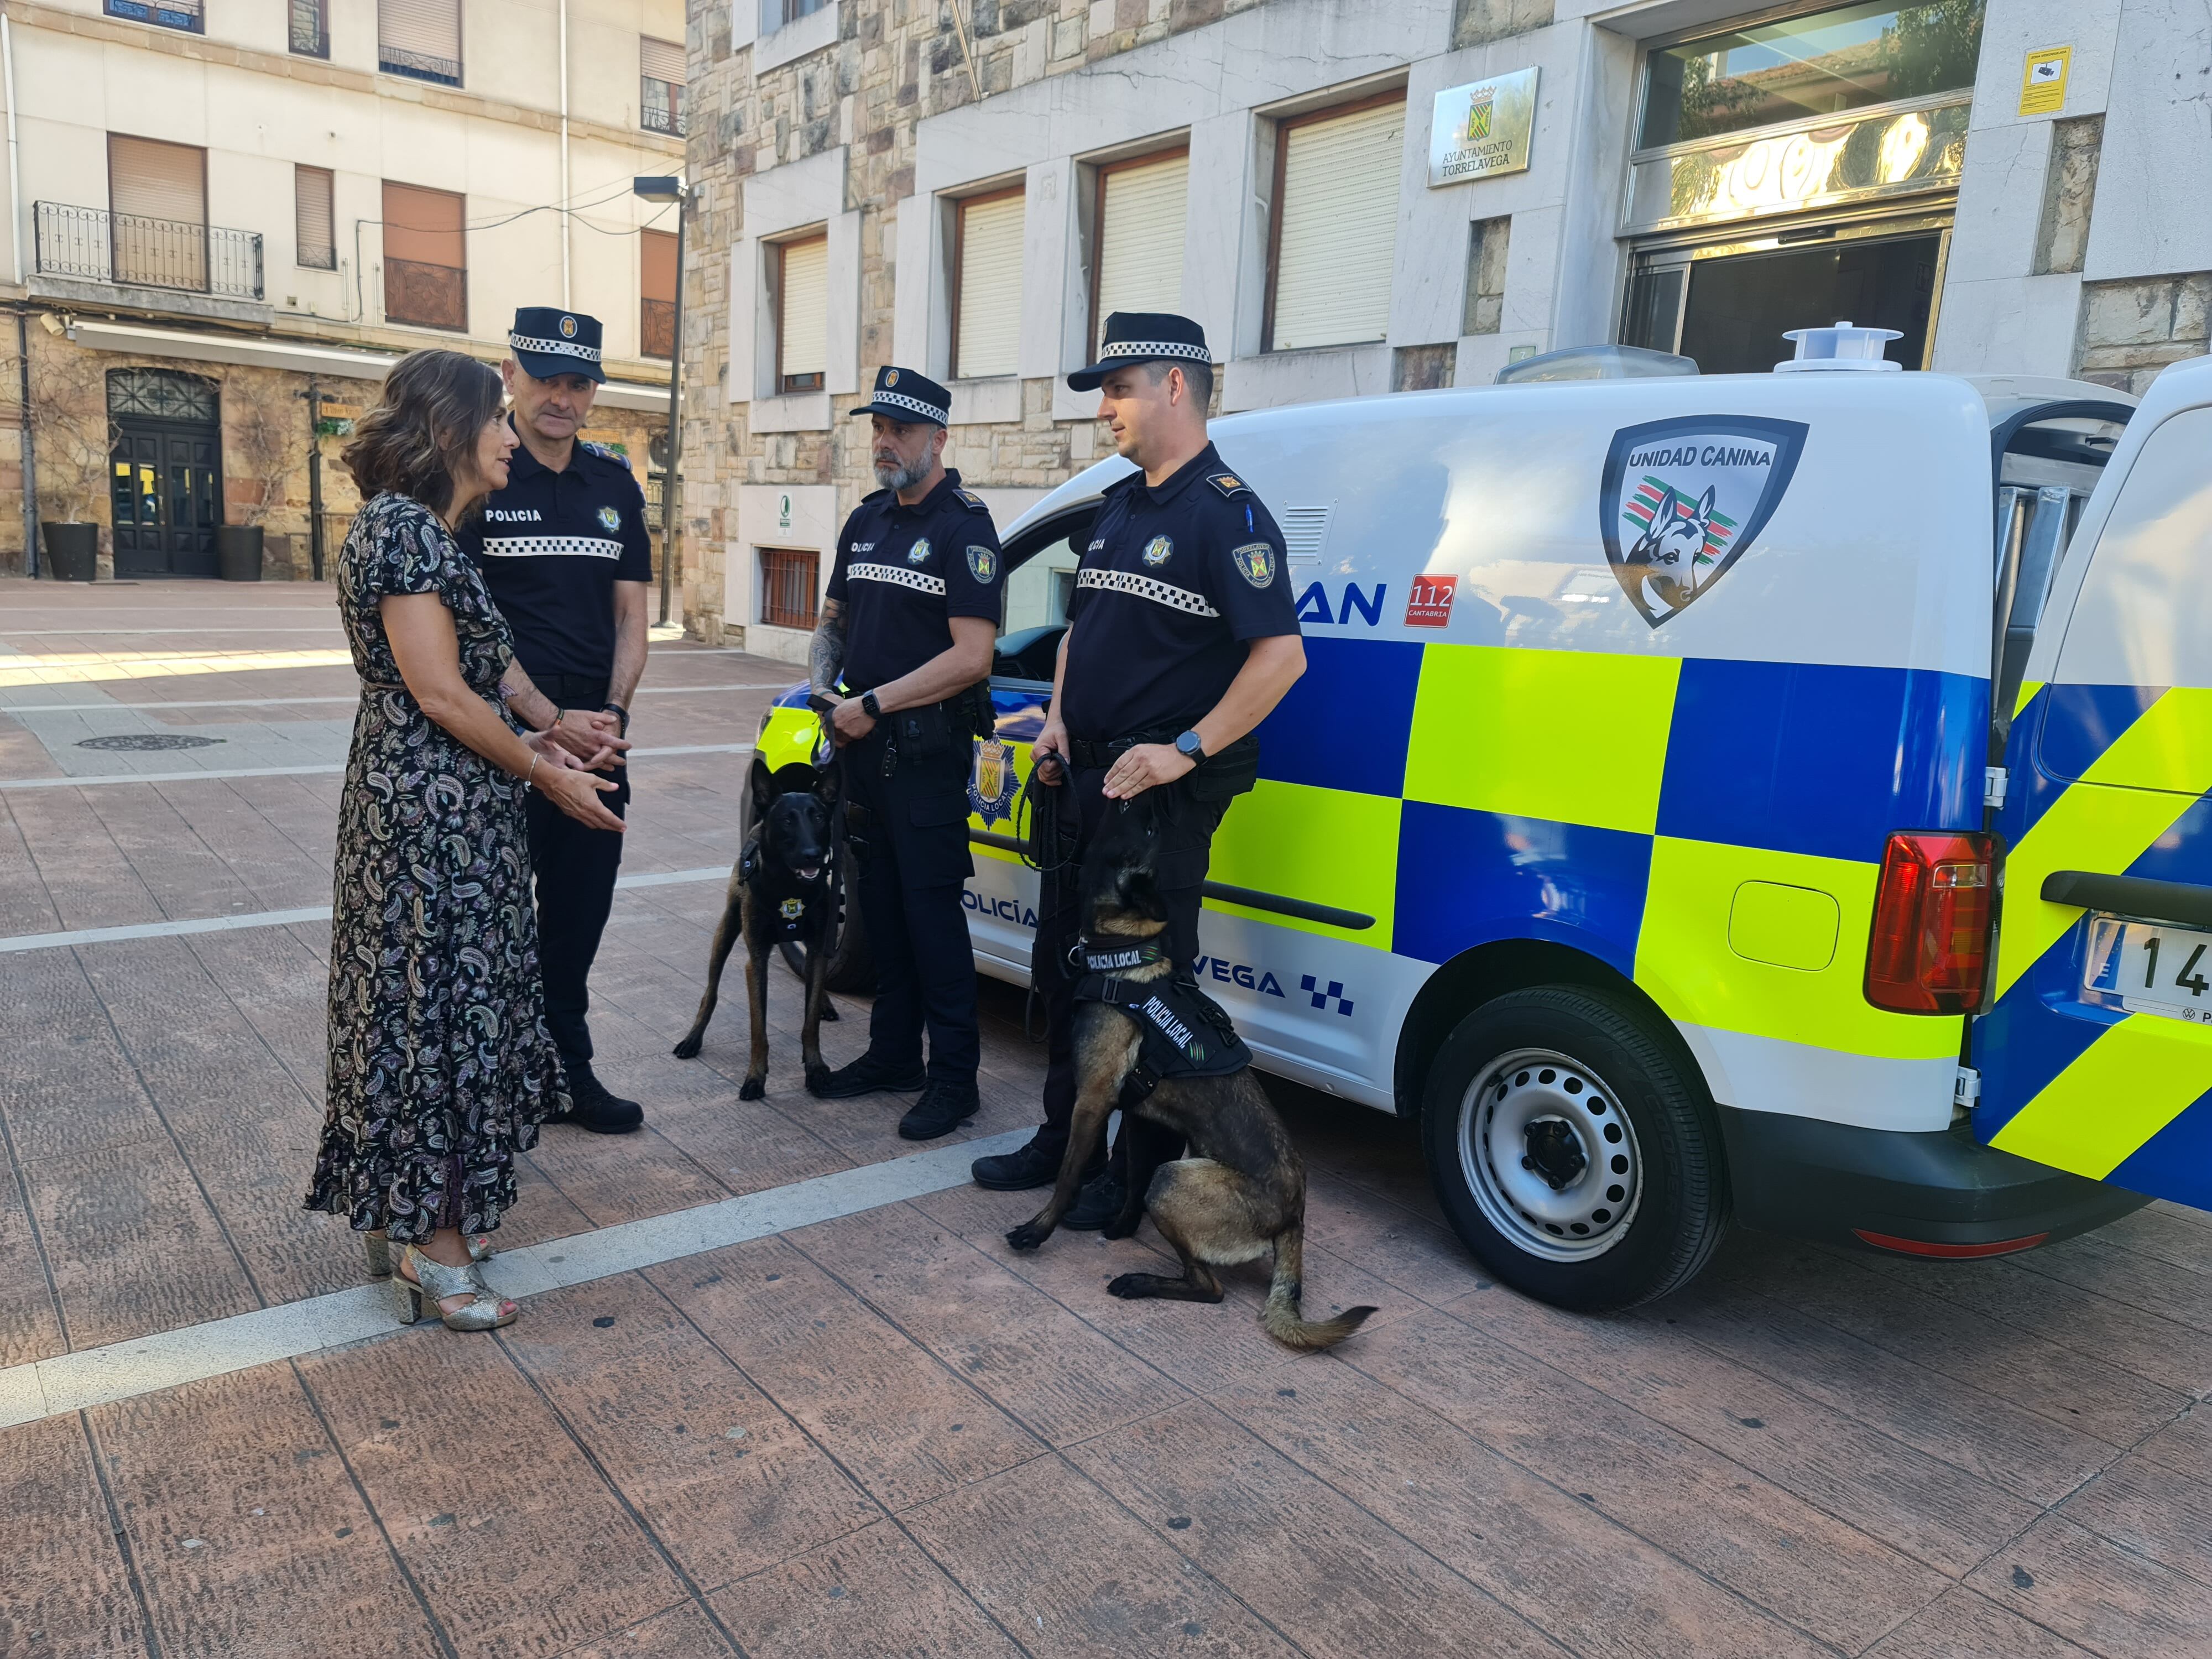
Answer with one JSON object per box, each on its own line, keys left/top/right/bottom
{"left": 672, "top": 766, "right": 839, "bottom": 1098}
{"left": 1004, "top": 800, "right": 1375, "bottom": 1350}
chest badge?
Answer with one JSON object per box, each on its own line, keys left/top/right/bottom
{"left": 596, "top": 505, "right": 621, "bottom": 533}
{"left": 966, "top": 545, "right": 997, "bottom": 582}
{"left": 968, "top": 738, "right": 1019, "bottom": 828}
{"left": 1142, "top": 535, "right": 1173, "bottom": 568}
{"left": 779, "top": 897, "right": 806, "bottom": 921}
{"left": 1599, "top": 415, "right": 1809, "bottom": 627}
{"left": 1231, "top": 541, "right": 1277, "bottom": 588}
{"left": 907, "top": 537, "right": 932, "bottom": 566}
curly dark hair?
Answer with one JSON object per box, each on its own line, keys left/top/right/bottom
{"left": 340, "top": 348, "right": 504, "bottom": 513}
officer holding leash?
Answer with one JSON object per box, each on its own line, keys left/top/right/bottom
{"left": 971, "top": 312, "right": 1305, "bottom": 1220}
{"left": 808, "top": 367, "right": 1004, "bottom": 1140}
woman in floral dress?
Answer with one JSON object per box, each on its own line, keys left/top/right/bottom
{"left": 305, "top": 349, "right": 626, "bottom": 1331}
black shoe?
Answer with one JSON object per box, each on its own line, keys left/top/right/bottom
{"left": 971, "top": 1134, "right": 1065, "bottom": 1191}
{"left": 554, "top": 1059, "right": 643, "bottom": 1134}
{"left": 898, "top": 1078, "right": 980, "bottom": 1141}
{"left": 810, "top": 1053, "right": 928, "bottom": 1099}
{"left": 1062, "top": 1169, "right": 1125, "bottom": 1232}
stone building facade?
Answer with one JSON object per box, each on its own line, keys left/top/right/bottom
{"left": 670, "top": 0, "right": 2212, "bottom": 650}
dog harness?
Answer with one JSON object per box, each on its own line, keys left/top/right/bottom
{"left": 738, "top": 835, "right": 826, "bottom": 942}
{"left": 1071, "top": 938, "right": 1252, "bottom": 1107}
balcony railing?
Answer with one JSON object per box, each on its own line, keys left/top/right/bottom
{"left": 380, "top": 44, "right": 462, "bottom": 87}
{"left": 385, "top": 257, "right": 468, "bottom": 331}
{"left": 34, "top": 201, "right": 264, "bottom": 300}
{"left": 641, "top": 76, "right": 686, "bottom": 137}
{"left": 289, "top": 0, "right": 328, "bottom": 58}
{"left": 641, "top": 298, "right": 676, "bottom": 359}
{"left": 105, "top": 0, "right": 203, "bottom": 33}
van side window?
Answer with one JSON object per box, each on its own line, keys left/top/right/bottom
{"left": 2053, "top": 407, "right": 2212, "bottom": 691}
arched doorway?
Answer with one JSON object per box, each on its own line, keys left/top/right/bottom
{"left": 108, "top": 367, "right": 222, "bottom": 578}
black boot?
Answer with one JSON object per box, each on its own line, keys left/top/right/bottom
{"left": 810, "top": 1052, "right": 928, "bottom": 1099}
{"left": 554, "top": 1058, "right": 643, "bottom": 1134}
{"left": 1061, "top": 1168, "right": 1125, "bottom": 1232}
{"left": 972, "top": 1133, "right": 1093, "bottom": 1191}
{"left": 898, "top": 1077, "right": 980, "bottom": 1141}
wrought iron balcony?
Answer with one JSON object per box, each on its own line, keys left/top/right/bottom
{"left": 105, "top": 0, "right": 203, "bottom": 34}
{"left": 641, "top": 76, "right": 686, "bottom": 137}
{"left": 381, "top": 44, "right": 462, "bottom": 87}
{"left": 33, "top": 201, "right": 264, "bottom": 301}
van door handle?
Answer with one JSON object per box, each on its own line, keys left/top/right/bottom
{"left": 2041, "top": 870, "right": 2212, "bottom": 930}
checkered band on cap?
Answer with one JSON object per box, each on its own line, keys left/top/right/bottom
{"left": 1076, "top": 566, "right": 1219, "bottom": 618}
{"left": 1098, "top": 339, "right": 1212, "bottom": 365}
{"left": 510, "top": 333, "right": 604, "bottom": 364}
{"left": 870, "top": 389, "right": 947, "bottom": 421}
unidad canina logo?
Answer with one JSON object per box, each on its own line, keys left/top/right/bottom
{"left": 778, "top": 897, "right": 805, "bottom": 921}
{"left": 907, "top": 537, "right": 932, "bottom": 565}
{"left": 1142, "top": 535, "right": 1173, "bottom": 567}
{"left": 597, "top": 505, "right": 621, "bottom": 532}
{"left": 560, "top": 315, "right": 577, "bottom": 338}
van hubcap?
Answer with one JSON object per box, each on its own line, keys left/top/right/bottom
{"left": 1460, "top": 1047, "right": 1641, "bottom": 1262}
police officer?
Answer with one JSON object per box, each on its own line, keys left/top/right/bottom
{"left": 970, "top": 312, "right": 1306, "bottom": 1220}
{"left": 809, "top": 367, "right": 1004, "bottom": 1139}
{"left": 460, "top": 307, "right": 650, "bottom": 1134}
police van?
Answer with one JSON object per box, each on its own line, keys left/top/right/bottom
{"left": 756, "top": 332, "right": 2211, "bottom": 1311}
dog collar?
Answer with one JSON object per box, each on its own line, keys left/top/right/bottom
{"left": 1077, "top": 938, "right": 1166, "bottom": 975}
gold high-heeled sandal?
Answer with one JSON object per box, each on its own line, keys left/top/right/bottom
{"left": 394, "top": 1245, "right": 517, "bottom": 1332}
{"left": 362, "top": 1230, "right": 491, "bottom": 1279}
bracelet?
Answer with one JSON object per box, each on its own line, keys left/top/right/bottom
{"left": 525, "top": 752, "right": 541, "bottom": 787}
{"left": 551, "top": 707, "right": 565, "bottom": 731}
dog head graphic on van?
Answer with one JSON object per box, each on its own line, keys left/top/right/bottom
{"left": 1598, "top": 415, "right": 1808, "bottom": 627}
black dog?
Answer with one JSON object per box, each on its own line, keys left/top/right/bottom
{"left": 672, "top": 766, "right": 839, "bottom": 1097}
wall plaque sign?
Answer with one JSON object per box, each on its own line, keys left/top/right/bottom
{"left": 1430, "top": 67, "right": 1539, "bottom": 187}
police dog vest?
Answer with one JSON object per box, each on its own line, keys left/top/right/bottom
{"left": 739, "top": 836, "right": 822, "bottom": 941}
{"left": 1071, "top": 939, "right": 1251, "bottom": 1104}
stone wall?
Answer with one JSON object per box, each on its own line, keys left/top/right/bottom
{"left": 2075, "top": 275, "right": 2212, "bottom": 397}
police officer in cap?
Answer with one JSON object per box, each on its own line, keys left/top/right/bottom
{"left": 808, "top": 367, "right": 1004, "bottom": 1139}
{"left": 970, "top": 312, "right": 1305, "bottom": 1219}
{"left": 460, "top": 307, "right": 651, "bottom": 1133}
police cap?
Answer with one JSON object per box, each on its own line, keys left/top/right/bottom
{"left": 851, "top": 365, "right": 951, "bottom": 427}
{"left": 1067, "top": 311, "right": 1212, "bottom": 392}
{"left": 509, "top": 306, "right": 606, "bottom": 384}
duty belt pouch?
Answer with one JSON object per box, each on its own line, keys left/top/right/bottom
{"left": 843, "top": 800, "right": 877, "bottom": 869}
{"left": 1187, "top": 733, "right": 1261, "bottom": 804}
{"left": 895, "top": 701, "right": 954, "bottom": 761}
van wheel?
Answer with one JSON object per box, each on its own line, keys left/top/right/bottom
{"left": 1421, "top": 986, "right": 1726, "bottom": 1312}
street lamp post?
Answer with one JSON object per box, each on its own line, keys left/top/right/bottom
{"left": 633, "top": 175, "right": 688, "bottom": 629}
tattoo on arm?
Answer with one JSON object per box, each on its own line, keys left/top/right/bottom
{"left": 809, "top": 598, "right": 847, "bottom": 697}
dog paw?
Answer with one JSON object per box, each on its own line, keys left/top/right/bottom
{"left": 1004, "top": 1222, "right": 1050, "bottom": 1253}
{"left": 1105, "top": 1273, "right": 1147, "bottom": 1300}
{"left": 803, "top": 1065, "right": 830, "bottom": 1093}
{"left": 1099, "top": 1217, "right": 1140, "bottom": 1241}
{"left": 739, "top": 1077, "right": 766, "bottom": 1100}
{"left": 672, "top": 1035, "right": 702, "bottom": 1059}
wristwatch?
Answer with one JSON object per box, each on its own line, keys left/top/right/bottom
{"left": 1175, "top": 729, "right": 1207, "bottom": 765}
{"left": 861, "top": 690, "right": 884, "bottom": 721}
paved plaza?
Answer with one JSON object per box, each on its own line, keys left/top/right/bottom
{"left": 1, "top": 576, "right": 2209, "bottom": 1658}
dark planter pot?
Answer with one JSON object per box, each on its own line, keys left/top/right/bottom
{"left": 39, "top": 521, "right": 98, "bottom": 581}
{"left": 217, "top": 524, "right": 264, "bottom": 582}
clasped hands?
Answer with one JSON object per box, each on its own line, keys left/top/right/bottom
{"left": 545, "top": 706, "right": 629, "bottom": 771}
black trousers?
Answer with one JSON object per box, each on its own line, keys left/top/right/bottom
{"left": 1031, "top": 766, "right": 1226, "bottom": 1165}
{"left": 844, "top": 719, "right": 980, "bottom": 1086}
{"left": 524, "top": 672, "right": 628, "bottom": 1063}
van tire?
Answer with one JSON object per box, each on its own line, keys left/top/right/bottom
{"left": 1421, "top": 986, "right": 1726, "bottom": 1312}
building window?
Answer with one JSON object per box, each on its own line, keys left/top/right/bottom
{"left": 764, "top": 0, "right": 828, "bottom": 28}
{"left": 382, "top": 181, "right": 467, "bottom": 332}
{"left": 104, "top": 0, "right": 202, "bottom": 34}
{"left": 1090, "top": 149, "right": 1188, "bottom": 361}
{"left": 951, "top": 187, "right": 1024, "bottom": 380}
{"left": 108, "top": 134, "right": 209, "bottom": 291}
{"left": 641, "top": 228, "right": 678, "bottom": 359}
{"left": 379, "top": 0, "right": 463, "bottom": 87}
{"left": 774, "top": 234, "right": 828, "bottom": 394}
{"left": 759, "top": 547, "right": 820, "bottom": 630}
{"left": 1266, "top": 95, "right": 1405, "bottom": 353}
{"left": 289, "top": 0, "right": 329, "bottom": 58}
{"left": 641, "top": 37, "right": 687, "bottom": 136}
{"left": 296, "top": 166, "right": 337, "bottom": 271}
{"left": 1639, "top": 1, "right": 1986, "bottom": 149}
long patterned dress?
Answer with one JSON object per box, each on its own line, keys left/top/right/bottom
{"left": 304, "top": 492, "right": 568, "bottom": 1243}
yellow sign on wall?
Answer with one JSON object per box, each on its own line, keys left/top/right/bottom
{"left": 2020, "top": 46, "right": 2072, "bottom": 116}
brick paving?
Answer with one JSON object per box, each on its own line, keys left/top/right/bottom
{"left": 1, "top": 576, "right": 2208, "bottom": 1658}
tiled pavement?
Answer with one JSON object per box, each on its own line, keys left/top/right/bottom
{"left": 2, "top": 575, "right": 2209, "bottom": 1658}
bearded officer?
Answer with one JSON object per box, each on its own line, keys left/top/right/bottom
{"left": 969, "top": 312, "right": 1305, "bottom": 1222}
{"left": 460, "top": 306, "right": 649, "bottom": 1134}
{"left": 808, "top": 367, "right": 1004, "bottom": 1140}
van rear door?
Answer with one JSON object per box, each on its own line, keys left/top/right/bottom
{"left": 1974, "top": 371, "right": 2212, "bottom": 1211}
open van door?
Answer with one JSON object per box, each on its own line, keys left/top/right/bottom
{"left": 1974, "top": 361, "right": 2212, "bottom": 1211}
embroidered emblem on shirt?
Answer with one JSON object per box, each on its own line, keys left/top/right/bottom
{"left": 597, "top": 505, "right": 622, "bottom": 533}
{"left": 907, "top": 537, "right": 932, "bottom": 566}
{"left": 1207, "top": 471, "right": 1249, "bottom": 498}
{"left": 779, "top": 897, "right": 805, "bottom": 921}
{"left": 1231, "top": 541, "right": 1277, "bottom": 588}
{"left": 1142, "top": 535, "right": 1173, "bottom": 568}
{"left": 966, "top": 545, "right": 997, "bottom": 583}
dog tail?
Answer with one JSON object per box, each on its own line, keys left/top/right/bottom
{"left": 1261, "top": 1226, "right": 1376, "bottom": 1352}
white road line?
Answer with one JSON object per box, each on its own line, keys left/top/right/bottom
{"left": 0, "top": 867, "right": 729, "bottom": 953}
{"left": 0, "top": 743, "right": 753, "bottom": 791}
{"left": 0, "top": 1129, "right": 1029, "bottom": 1429}
{"left": 0, "top": 684, "right": 789, "bottom": 714}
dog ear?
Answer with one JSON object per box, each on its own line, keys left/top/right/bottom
{"left": 812, "top": 761, "right": 843, "bottom": 808}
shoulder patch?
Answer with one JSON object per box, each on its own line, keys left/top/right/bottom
{"left": 1206, "top": 471, "right": 1251, "bottom": 499}
{"left": 953, "top": 488, "right": 992, "bottom": 514}
{"left": 577, "top": 439, "right": 624, "bottom": 465}
{"left": 1230, "top": 541, "right": 1277, "bottom": 589}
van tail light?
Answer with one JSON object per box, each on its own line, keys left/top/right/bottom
{"left": 1864, "top": 831, "right": 1996, "bottom": 1015}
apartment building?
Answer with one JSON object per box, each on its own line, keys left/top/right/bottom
{"left": 0, "top": 0, "right": 688, "bottom": 579}
{"left": 674, "top": 0, "right": 2206, "bottom": 656}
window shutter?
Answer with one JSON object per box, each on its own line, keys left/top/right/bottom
{"left": 382, "top": 181, "right": 465, "bottom": 268}
{"left": 779, "top": 236, "right": 830, "bottom": 383}
{"left": 1270, "top": 99, "right": 1405, "bottom": 352}
{"left": 641, "top": 228, "right": 678, "bottom": 304}
{"left": 1094, "top": 152, "right": 1188, "bottom": 348}
{"left": 109, "top": 135, "right": 206, "bottom": 228}
{"left": 378, "top": 0, "right": 461, "bottom": 61}
{"left": 296, "top": 165, "right": 336, "bottom": 269}
{"left": 954, "top": 191, "right": 1024, "bottom": 379}
{"left": 640, "top": 36, "right": 685, "bottom": 84}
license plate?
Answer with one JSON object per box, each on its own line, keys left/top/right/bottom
{"left": 2082, "top": 915, "right": 2212, "bottom": 1026}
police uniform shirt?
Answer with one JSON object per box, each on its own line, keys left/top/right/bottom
{"left": 462, "top": 427, "right": 653, "bottom": 680}
{"left": 826, "top": 468, "right": 1003, "bottom": 689}
{"left": 1058, "top": 442, "right": 1298, "bottom": 743}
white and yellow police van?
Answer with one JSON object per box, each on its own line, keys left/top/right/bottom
{"left": 757, "top": 330, "right": 2210, "bottom": 1311}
